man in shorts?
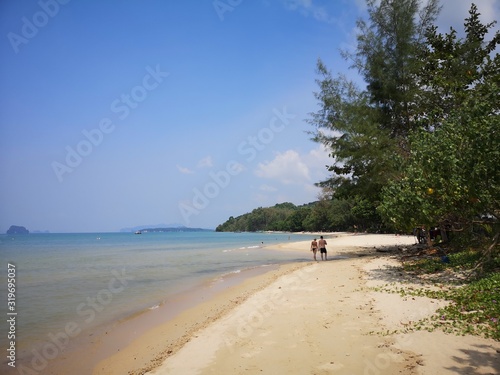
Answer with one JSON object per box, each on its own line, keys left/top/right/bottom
{"left": 318, "top": 236, "right": 327, "bottom": 261}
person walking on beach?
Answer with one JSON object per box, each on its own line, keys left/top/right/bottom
{"left": 318, "top": 236, "right": 327, "bottom": 261}
{"left": 310, "top": 238, "right": 318, "bottom": 261}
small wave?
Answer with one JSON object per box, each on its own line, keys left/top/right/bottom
{"left": 220, "top": 269, "right": 242, "bottom": 277}
{"left": 149, "top": 304, "right": 160, "bottom": 310}
{"left": 211, "top": 269, "right": 242, "bottom": 284}
{"left": 236, "top": 245, "right": 260, "bottom": 250}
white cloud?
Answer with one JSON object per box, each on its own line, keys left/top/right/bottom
{"left": 259, "top": 184, "right": 278, "bottom": 192}
{"left": 284, "top": 0, "right": 313, "bottom": 11}
{"left": 177, "top": 156, "right": 218, "bottom": 175}
{"left": 307, "top": 143, "right": 331, "bottom": 164}
{"left": 249, "top": 147, "right": 330, "bottom": 207}
{"left": 353, "top": 0, "right": 369, "bottom": 12}
{"left": 176, "top": 165, "right": 194, "bottom": 174}
{"left": 254, "top": 145, "right": 332, "bottom": 187}
{"left": 197, "top": 156, "right": 213, "bottom": 169}
{"left": 300, "top": 144, "right": 332, "bottom": 181}
{"left": 282, "top": 0, "right": 336, "bottom": 23}
{"left": 229, "top": 161, "right": 246, "bottom": 174}
{"left": 255, "top": 150, "right": 311, "bottom": 184}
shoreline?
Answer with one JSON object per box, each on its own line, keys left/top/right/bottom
{"left": 4, "top": 232, "right": 315, "bottom": 374}
{"left": 93, "top": 262, "right": 313, "bottom": 374}
{"left": 91, "top": 233, "right": 411, "bottom": 374}
{"left": 97, "top": 233, "right": 499, "bottom": 374}
{"left": 10, "top": 236, "right": 316, "bottom": 375}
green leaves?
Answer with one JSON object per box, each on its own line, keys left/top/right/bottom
{"left": 309, "top": 0, "right": 441, "bottom": 206}
{"left": 376, "top": 250, "right": 500, "bottom": 340}
{"left": 380, "top": 91, "right": 500, "bottom": 232}
{"left": 378, "top": 4, "right": 500, "bottom": 234}
{"left": 435, "top": 272, "right": 500, "bottom": 340}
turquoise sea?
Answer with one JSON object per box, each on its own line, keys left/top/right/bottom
{"left": 0, "top": 231, "right": 310, "bottom": 366}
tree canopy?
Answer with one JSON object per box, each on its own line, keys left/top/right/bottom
{"left": 379, "top": 5, "right": 500, "bottom": 235}
{"left": 215, "top": 199, "right": 384, "bottom": 233}
{"left": 308, "top": 1, "right": 499, "bottom": 244}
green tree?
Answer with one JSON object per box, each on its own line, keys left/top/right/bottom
{"left": 327, "top": 198, "right": 355, "bottom": 231}
{"left": 416, "top": 3, "right": 500, "bottom": 130}
{"left": 309, "top": 0, "right": 440, "bottom": 202}
{"left": 283, "top": 207, "right": 310, "bottom": 232}
{"left": 379, "top": 96, "right": 499, "bottom": 238}
{"left": 350, "top": 197, "right": 382, "bottom": 232}
{"left": 355, "top": 0, "right": 441, "bottom": 141}
{"left": 303, "top": 199, "right": 332, "bottom": 231}
{"left": 379, "top": 5, "right": 500, "bottom": 241}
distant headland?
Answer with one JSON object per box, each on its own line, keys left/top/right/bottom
{"left": 137, "top": 227, "right": 213, "bottom": 233}
{"left": 120, "top": 225, "right": 213, "bottom": 233}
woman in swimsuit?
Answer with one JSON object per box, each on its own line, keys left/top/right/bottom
{"left": 310, "top": 238, "right": 318, "bottom": 261}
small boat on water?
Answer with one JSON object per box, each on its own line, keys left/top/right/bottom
{"left": 135, "top": 230, "right": 142, "bottom": 234}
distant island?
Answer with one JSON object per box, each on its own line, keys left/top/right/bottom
{"left": 6, "top": 225, "right": 29, "bottom": 234}
{"left": 121, "top": 225, "right": 213, "bottom": 233}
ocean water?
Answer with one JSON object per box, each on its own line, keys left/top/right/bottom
{"left": 0, "top": 231, "right": 309, "bottom": 357}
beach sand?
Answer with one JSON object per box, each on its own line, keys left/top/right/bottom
{"left": 93, "top": 233, "right": 500, "bottom": 375}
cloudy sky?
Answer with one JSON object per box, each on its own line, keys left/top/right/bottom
{"left": 1, "top": 0, "right": 498, "bottom": 232}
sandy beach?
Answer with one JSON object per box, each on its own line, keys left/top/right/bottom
{"left": 93, "top": 233, "right": 500, "bottom": 375}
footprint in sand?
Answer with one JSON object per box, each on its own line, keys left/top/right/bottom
{"left": 240, "top": 348, "right": 262, "bottom": 358}
{"left": 317, "top": 361, "right": 345, "bottom": 371}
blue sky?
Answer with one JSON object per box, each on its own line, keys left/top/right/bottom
{"left": 1, "top": 0, "right": 498, "bottom": 233}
